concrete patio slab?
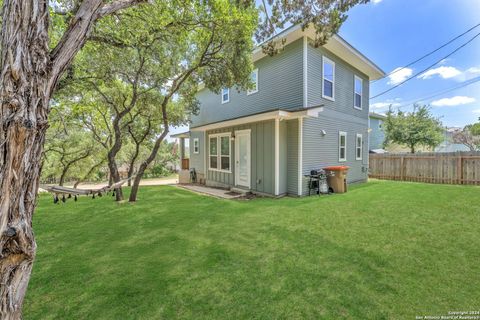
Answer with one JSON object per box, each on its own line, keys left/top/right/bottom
{"left": 177, "top": 184, "right": 243, "bottom": 199}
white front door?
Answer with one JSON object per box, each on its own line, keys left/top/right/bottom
{"left": 235, "top": 129, "right": 251, "bottom": 189}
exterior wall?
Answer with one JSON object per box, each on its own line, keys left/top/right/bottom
{"left": 278, "top": 120, "right": 287, "bottom": 195}
{"left": 369, "top": 117, "right": 385, "bottom": 150}
{"left": 301, "top": 42, "right": 370, "bottom": 195}
{"left": 286, "top": 119, "right": 299, "bottom": 195}
{"left": 191, "top": 39, "right": 304, "bottom": 128}
{"left": 189, "top": 130, "right": 205, "bottom": 176}
{"left": 203, "top": 120, "right": 277, "bottom": 195}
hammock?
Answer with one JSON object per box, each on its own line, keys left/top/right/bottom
{"left": 41, "top": 176, "right": 134, "bottom": 203}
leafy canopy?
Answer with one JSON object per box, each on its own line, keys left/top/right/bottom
{"left": 383, "top": 105, "right": 444, "bottom": 153}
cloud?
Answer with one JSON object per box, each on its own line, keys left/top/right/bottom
{"left": 370, "top": 100, "right": 401, "bottom": 109}
{"left": 372, "top": 0, "right": 383, "bottom": 3}
{"left": 417, "top": 66, "right": 462, "bottom": 80}
{"left": 431, "top": 96, "right": 476, "bottom": 107}
{"left": 473, "top": 109, "right": 480, "bottom": 114}
{"left": 387, "top": 67, "right": 413, "bottom": 85}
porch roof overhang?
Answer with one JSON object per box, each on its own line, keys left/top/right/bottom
{"left": 191, "top": 105, "right": 324, "bottom": 131}
{"left": 170, "top": 131, "right": 190, "bottom": 139}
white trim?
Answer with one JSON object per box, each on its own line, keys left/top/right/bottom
{"left": 356, "top": 133, "right": 363, "bottom": 160}
{"left": 208, "top": 132, "right": 232, "bottom": 173}
{"left": 354, "top": 75, "right": 363, "bottom": 110}
{"left": 192, "top": 107, "right": 323, "bottom": 131}
{"left": 203, "top": 131, "right": 207, "bottom": 174}
{"left": 322, "top": 56, "right": 335, "bottom": 101}
{"left": 193, "top": 138, "right": 199, "bottom": 154}
{"left": 234, "top": 129, "right": 251, "bottom": 189}
{"left": 221, "top": 88, "right": 230, "bottom": 104}
{"left": 303, "top": 36, "right": 308, "bottom": 108}
{"left": 298, "top": 117, "right": 303, "bottom": 196}
{"left": 339, "top": 131, "right": 347, "bottom": 162}
{"left": 247, "top": 69, "right": 259, "bottom": 95}
{"left": 274, "top": 118, "right": 280, "bottom": 196}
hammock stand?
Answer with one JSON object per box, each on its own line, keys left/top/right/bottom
{"left": 42, "top": 176, "right": 134, "bottom": 203}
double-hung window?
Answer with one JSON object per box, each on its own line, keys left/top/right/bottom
{"left": 193, "top": 138, "right": 199, "bottom": 154}
{"left": 322, "top": 56, "right": 335, "bottom": 100}
{"left": 354, "top": 75, "right": 363, "bottom": 110}
{"left": 339, "top": 131, "right": 347, "bottom": 162}
{"left": 209, "top": 133, "right": 231, "bottom": 172}
{"left": 356, "top": 134, "right": 363, "bottom": 160}
{"left": 247, "top": 69, "right": 258, "bottom": 95}
{"left": 221, "top": 88, "right": 230, "bottom": 104}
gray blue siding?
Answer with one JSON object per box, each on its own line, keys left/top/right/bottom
{"left": 369, "top": 117, "right": 385, "bottom": 150}
{"left": 204, "top": 120, "right": 276, "bottom": 195}
{"left": 286, "top": 120, "right": 299, "bottom": 195}
{"left": 191, "top": 39, "right": 304, "bottom": 128}
{"left": 189, "top": 131, "right": 205, "bottom": 174}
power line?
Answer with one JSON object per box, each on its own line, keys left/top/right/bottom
{"left": 370, "top": 30, "right": 480, "bottom": 100}
{"left": 373, "top": 22, "right": 480, "bottom": 82}
{"left": 393, "top": 76, "right": 480, "bottom": 109}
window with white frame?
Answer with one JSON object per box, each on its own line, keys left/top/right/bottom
{"left": 339, "top": 131, "right": 347, "bottom": 162}
{"left": 193, "top": 138, "right": 199, "bottom": 154}
{"left": 356, "top": 133, "right": 363, "bottom": 160}
{"left": 221, "top": 88, "right": 230, "bottom": 104}
{"left": 354, "top": 75, "right": 362, "bottom": 109}
{"left": 209, "top": 133, "right": 231, "bottom": 171}
{"left": 247, "top": 69, "right": 258, "bottom": 95}
{"left": 322, "top": 57, "right": 335, "bottom": 100}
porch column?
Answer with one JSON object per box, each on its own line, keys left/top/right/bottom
{"left": 179, "top": 137, "right": 185, "bottom": 161}
{"left": 274, "top": 118, "right": 280, "bottom": 196}
{"left": 298, "top": 117, "right": 303, "bottom": 196}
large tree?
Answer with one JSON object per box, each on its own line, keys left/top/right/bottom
{"left": 383, "top": 104, "right": 444, "bottom": 153}
{"left": 453, "top": 118, "right": 480, "bottom": 151}
{"left": 0, "top": 0, "right": 368, "bottom": 317}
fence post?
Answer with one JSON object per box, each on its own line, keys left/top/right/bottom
{"left": 400, "top": 155, "right": 405, "bottom": 181}
{"left": 458, "top": 156, "right": 463, "bottom": 185}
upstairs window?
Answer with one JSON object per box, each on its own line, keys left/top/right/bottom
{"left": 356, "top": 134, "right": 363, "bottom": 160}
{"left": 193, "top": 138, "right": 199, "bottom": 154}
{"left": 354, "top": 75, "right": 363, "bottom": 110}
{"left": 339, "top": 131, "right": 347, "bottom": 162}
{"left": 322, "top": 57, "right": 335, "bottom": 100}
{"left": 247, "top": 69, "right": 258, "bottom": 95}
{"left": 221, "top": 88, "right": 230, "bottom": 104}
{"left": 209, "top": 133, "right": 231, "bottom": 172}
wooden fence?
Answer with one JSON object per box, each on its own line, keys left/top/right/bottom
{"left": 369, "top": 152, "right": 480, "bottom": 185}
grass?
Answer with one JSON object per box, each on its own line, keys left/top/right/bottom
{"left": 25, "top": 180, "right": 480, "bottom": 319}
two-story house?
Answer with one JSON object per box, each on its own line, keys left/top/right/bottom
{"left": 186, "top": 25, "right": 385, "bottom": 197}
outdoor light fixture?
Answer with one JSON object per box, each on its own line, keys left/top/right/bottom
{"left": 320, "top": 130, "right": 327, "bottom": 136}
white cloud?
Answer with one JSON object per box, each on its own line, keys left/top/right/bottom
{"left": 387, "top": 67, "right": 413, "bottom": 85}
{"left": 370, "top": 100, "right": 401, "bottom": 109}
{"left": 417, "top": 66, "right": 462, "bottom": 80}
{"left": 372, "top": 0, "right": 383, "bottom": 3}
{"left": 431, "top": 96, "right": 476, "bottom": 107}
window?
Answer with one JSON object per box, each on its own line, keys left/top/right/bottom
{"left": 247, "top": 69, "right": 258, "bottom": 95}
{"left": 221, "top": 88, "right": 230, "bottom": 104}
{"left": 209, "top": 133, "right": 231, "bottom": 172}
{"left": 193, "top": 138, "right": 199, "bottom": 154}
{"left": 339, "top": 131, "right": 347, "bottom": 162}
{"left": 354, "top": 75, "right": 363, "bottom": 110}
{"left": 322, "top": 56, "right": 335, "bottom": 100}
{"left": 356, "top": 134, "right": 363, "bottom": 160}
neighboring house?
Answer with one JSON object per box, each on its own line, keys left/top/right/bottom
{"left": 368, "top": 112, "right": 386, "bottom": 151}
{"left": 435, "top": 127, "right": 470, "bottom": 152}
{"left": 186, "top": 25, "right": 385, "bottom": 196}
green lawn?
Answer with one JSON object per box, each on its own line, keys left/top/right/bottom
{"left": 25, "top": 181, "right": 480, "bottom": 319}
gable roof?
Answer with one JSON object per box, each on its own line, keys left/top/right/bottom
{"left": 252, "top": 24, "right": 385, "bottom": 80}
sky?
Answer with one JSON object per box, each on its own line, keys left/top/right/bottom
{"left": 169, "top": 0, "right": 480, "bottom": 140}
{"left": 341, "top": 0, "right": 480, "bottom": 128}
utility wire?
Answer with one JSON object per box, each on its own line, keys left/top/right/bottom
{"left": 370, "top": 31, "right": 480, "bottom": 100}
{"left": 373, "top": 22, "right": 480, "bottom": 83}
{"left": 394, "top": 76, "right": 480, "bottom": 109}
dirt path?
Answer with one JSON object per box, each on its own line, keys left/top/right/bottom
{"left": 58, "top": 176, "right": 178, "bottom": 190}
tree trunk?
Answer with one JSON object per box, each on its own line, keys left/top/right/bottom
{"left": 129, "top": 131, "right": 169, "bottom": 202}
{"left": 0, "top": 1, "right": 50, "bottom": 318}
{"left": 410, "top": 145, "right": 415, "bottom": 154}
{"left": 59, "top": 166, "right": 69, "bottom": 186}
{"left": 107, "top": 153, "right": 123, "bottom": 201}
{"left": 0, "top": 1, "right": 146, "bottom": 317}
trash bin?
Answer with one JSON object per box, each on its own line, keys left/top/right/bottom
{"left": 323, "top": 166, "right": 349, "bottom": 193}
